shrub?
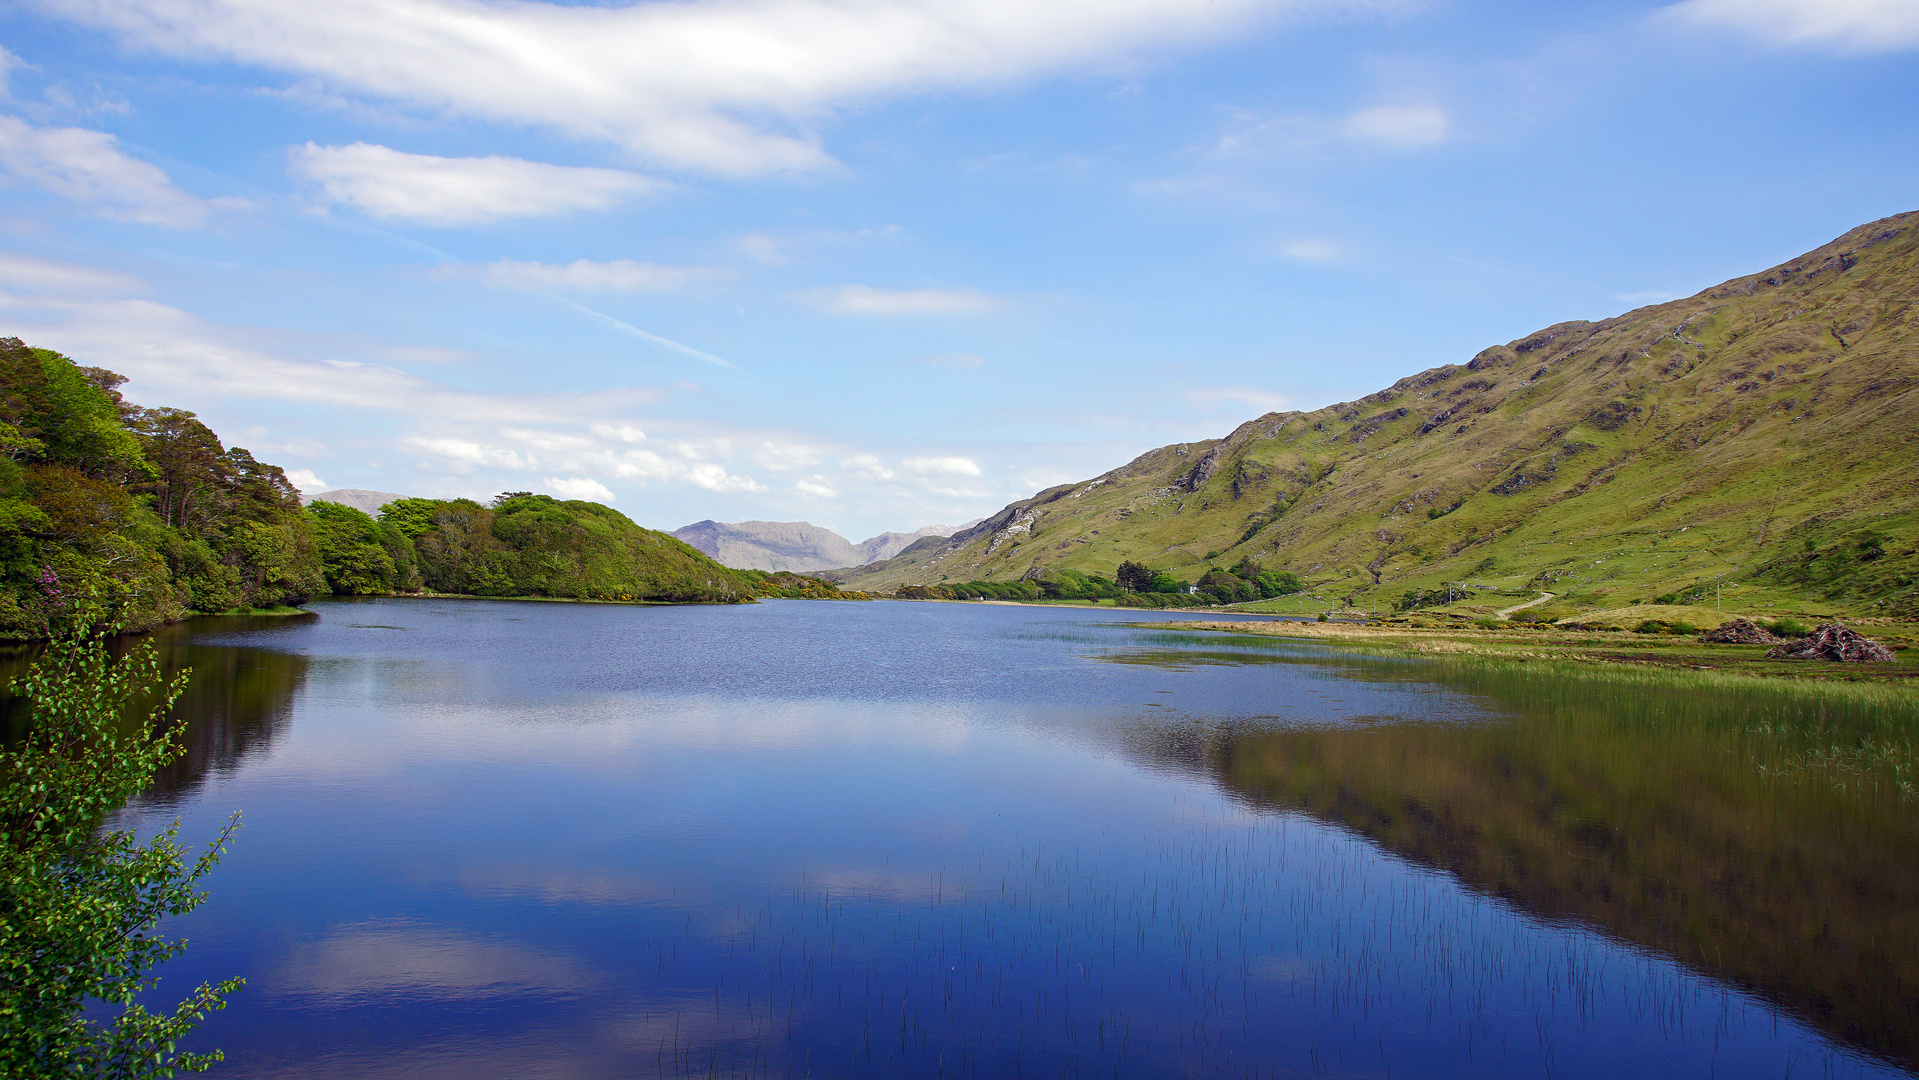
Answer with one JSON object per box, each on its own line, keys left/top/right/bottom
{"left": 0, "top": 625, "right": 243, "bottom": 1076}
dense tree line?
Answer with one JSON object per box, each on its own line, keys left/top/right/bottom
{"left": 896, "top": 558, "right": 1303, "bottom": 607}
{"left": 0, "top": 338, "right": 321, "bottom": 638}
{"left": 313, "top": 494, "right": 867, "bottom": 604}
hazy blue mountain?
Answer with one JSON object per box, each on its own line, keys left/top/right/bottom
{"left": 307, "top": 489, "right": 408, "bottom": 514}
{"left": 674, "top": 519, "right": 979, "bottom": 572}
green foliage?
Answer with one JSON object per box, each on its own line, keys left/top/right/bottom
{"left": 1393, "top": 582, "right": 1474, "bottom": 612}
{"left": 1763, "top": 618, "right": 1812, "bottom": 639}
{"left": 0, "top": 625, "right": 242, "bottom": 1077}
{"left": 1634, "top": 619, "right": 1698, "bottom": 635}
{"left": 306, "top": 502, "right": 419, "bottom": 595}
{"left": 740, "top": 570, "right": 869, "bottom": 600}
{"left": 1036, "top": 569, "right": 1120, "bottom": 600}
{"left": 1754, "top": 525, "right": 1913, "bottom": 606}
{"left": 0, "top": 339, "right": 324, "bottom": 638}
{"left": 1230, "top": 558, "right": 1303, "bottom": 598}
{"left": 377, "top": 493, "right": 758, "bottom": 603}
{"left": 1197, "top": 569, "right": 1257, "bottom": 604}
{"left": 1115, "top": 560, "right": 1154, "bottom": 593}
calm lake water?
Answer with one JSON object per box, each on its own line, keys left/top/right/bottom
{"left": 40, "top": 598, "right": 1919, "bottom": 1078}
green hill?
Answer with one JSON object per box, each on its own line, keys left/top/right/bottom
{"left": 312, "top": 494, "right": 868, "bottom": 605}
{"left": 836, "top": 213, "right": 1919, "bottom": 619}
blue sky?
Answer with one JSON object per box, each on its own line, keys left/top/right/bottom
{"left": 0, "top": 0, "right": 1914, "bottom": 539}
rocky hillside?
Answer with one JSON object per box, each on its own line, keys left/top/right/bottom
{"left": 835, "top": 213, "right": 1919, "bottom": 618}
{"left": 674, "top": 519, "right": 973, "bottom": 572}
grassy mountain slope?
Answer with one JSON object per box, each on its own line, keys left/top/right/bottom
{"left": 837, "top": 213, "right": 1919, "bottom": 618}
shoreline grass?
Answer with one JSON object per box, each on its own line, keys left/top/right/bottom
{"left": 1158, "top": 617, "right": 1919, "bottom": 692}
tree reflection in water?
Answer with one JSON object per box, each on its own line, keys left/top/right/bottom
{"left": 0, "top": 614, "right": 309, "bottom": 807}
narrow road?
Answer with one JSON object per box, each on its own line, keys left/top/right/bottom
{"left": 1495, "top": 591, "right": 1556, "bottom": 620}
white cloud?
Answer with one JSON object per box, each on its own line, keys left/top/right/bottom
{"left": 1278, "top": 239, "right": 1342, "bottom": 262}
{"left": 1660, "top": 0, "right": 1919, "bottom": 52}
{"left": 43, "top": 0, "right": 1360, "bottom": 174}
{"left": 1185, "top": 386, "right": 1293, "bottom": 413}
{"left": 544, "top": 476, "right": 615, "bottom": 501}
{"left": 0, "top": 250, "right": 144, "bottom": 295}
{"left": 841, "top": 455, "right": 895, "bottom": 482}
{"left": 0, "top": 248, "right": 1066, "bottom": 533}
{"left": 917, "top": 351, "right": 987, "bottom": 368}
{"left": 902, "top": 455, "right": 982, "bottom": 477}
{"left": 289, "top": 142, "right": 660, "bottom": 225}
{"left": 1339, "top": 104, "right": 1448, "bottom": 147}
{"left": 284, "top": 468, "right": 327, "bottom": 493}
{"left": 735, "top": 233, "right": 793, "bottom": 265}
{"left": 0, "top": 115, "right": 229, "bottom": 226}
{"left": 0, "top": 47, "right": 22, "bottom": 97}
{"left": 443, "top": 258, "right": 724, "bottom": 293}
{"left": 791, "top": 284, "right": 1000, "bottom": 315}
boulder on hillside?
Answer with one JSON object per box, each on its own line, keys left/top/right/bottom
{"left": 1701, "top": 617, "right": 1784, "bottom": 645}
{"left": 1764, "top": 624, "right": 1895, "bottom": 662}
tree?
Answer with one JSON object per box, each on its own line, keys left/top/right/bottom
{"left": 1116, "top": 560, "right": 1154, "bottom": 593}
{"left": 307, "top": 501, "right": 418, "bottom": 595}
{"left": 0, "top": 622, "right": 242, "bottom": 1077}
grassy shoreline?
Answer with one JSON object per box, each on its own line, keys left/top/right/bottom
{"left": 1157, "top": 617, "right": 1919, "bottom": 688}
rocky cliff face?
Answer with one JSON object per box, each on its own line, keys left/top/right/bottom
{"left": 835, "top": 213, "right": 1919, "bottom": 616}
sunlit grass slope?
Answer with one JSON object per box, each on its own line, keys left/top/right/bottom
{"left": 839, "top": 214, "right": 1919, "bottom": 618}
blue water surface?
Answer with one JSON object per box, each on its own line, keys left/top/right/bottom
{"left": 102, "top": 598, "right": 1907, "bottom": 1080}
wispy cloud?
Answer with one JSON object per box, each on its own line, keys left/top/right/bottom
{"left": 0, "top": 115, "right": 236, "bottom": 226}
{"left": 440, "top": 258, "right": 726, "bottom": 293}
{"left": 1338, "top": 103, "right": 1448, "bottom": 147}
{"left": 290, "top": 143, "right": 661, "bottom": 226}
{"left": 47, "top": 0, "right": 1363, "bottom": 174}
{"left": 902, "top": 455, "right": 982, "bottom": 477}
{"left": 1659, "top": 0, "right": 1919, "bottom": 52}
{"left": 1206, "top": 100, "right": 1449, "bottom": 168}
{"left": 1278, "top": 239, "right": 1343, "bottom": 262}
{"left": 916, "top": 352, "right": 987, "bottom": 368}
{"left": 791, "top": 284, "right": 1000, "bottom": 315}
{"left": 0, "top": 250, "right": 144, "bottom": 294}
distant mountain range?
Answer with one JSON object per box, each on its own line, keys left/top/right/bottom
{"left": 672, "top": 519, "right": 981, "bottom": 572}
{"left": 305, "top": 489, "right": 973, "bottom": 575}
{"left": 832, "top": 212, "right": 1919, "bottom": 618}
{"left": 305, "top": 488, "right": 407, "bottom": 514}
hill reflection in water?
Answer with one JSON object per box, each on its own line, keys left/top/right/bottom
{"left": 8, "top": 599, "right": 1910, "bottom": 1079}
{"left": 1102, "top": 642, "right": 1919, "bottom": 1071}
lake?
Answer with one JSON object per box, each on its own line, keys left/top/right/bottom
{"left": 45, "top": 598, "right": 1919, "bottom": 1078}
